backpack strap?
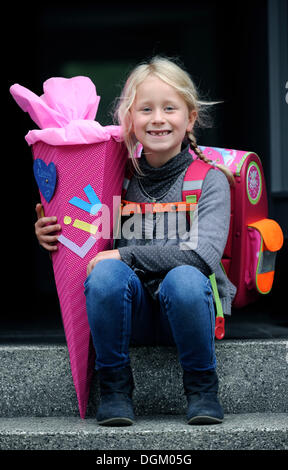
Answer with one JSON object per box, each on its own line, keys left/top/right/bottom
{"left": 182, "top": 158, "right": 213, "bottom": 204}
{"left": 182, "top": 159, "right": 225, "bottom": 339}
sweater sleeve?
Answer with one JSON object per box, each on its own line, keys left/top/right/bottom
{"left": 118, "top": 169, "right": 230, "bottom": 275}
{"left": 119, "top": 244, "right": 210, "bottom": 277}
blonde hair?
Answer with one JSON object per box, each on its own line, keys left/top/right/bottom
{"left": 114, "top": 56, "right": 234, "bottom": 185}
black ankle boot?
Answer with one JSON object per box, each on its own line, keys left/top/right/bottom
{"left": 183, "top": 369, "right": 224, "bottom": 425}
{"left": 96, "top": 365, "right": 135, "bottom": 426}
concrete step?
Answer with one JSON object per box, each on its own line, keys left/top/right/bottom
{"left": 0, "top": 414, "right": 287, "bottom": 450}
{"left": 0, "top": 339, "right": 287, "bottom": 417}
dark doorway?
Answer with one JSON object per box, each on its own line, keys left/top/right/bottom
{"left": 5, "top": 1, "right": 287, "bottom": 341}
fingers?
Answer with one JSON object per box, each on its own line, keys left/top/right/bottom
{"left": 87, "top": 257, "right": 96, "bottom": 276}
{"left": 35, "top": 216, "right": 59, "bottom": 230}
{"left": 35, "top": 203, "right": 44, "bottom": 220}
{"left": 34, "top": 204, "right": 61, "bottom": 252}
{"left": 35, "top": 217, "right": 61, "bottom": 236}
{"left": 36, "top": 229, "right": 60, "bottom": 251}
{"left": 86, "top": 250, "right": 121, "bottom": 276}
{"left": 39, "top": 239, "right": 59, "bottom": 252}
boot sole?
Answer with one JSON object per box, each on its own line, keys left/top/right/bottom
{"left": 188, "top": 415, "right": 223, "bottom": 425}
{"left": 98, "top": 417, "right": 134, "bottom": 426}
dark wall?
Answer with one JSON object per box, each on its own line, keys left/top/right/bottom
{"left": 6, "top": 1, "right": 285, "bottom": 323}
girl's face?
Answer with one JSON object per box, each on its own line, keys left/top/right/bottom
{"left": 130, "top": 75, "right": 197, "bottom": 167}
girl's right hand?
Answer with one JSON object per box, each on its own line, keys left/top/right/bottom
{"left": 35, "top": 203, "right": 61, "bottom": 252}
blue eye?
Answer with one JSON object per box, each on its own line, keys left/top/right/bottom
{"left": 165, "top": 106, "right": 175, "bottom": 111}
{"left": 142, "top": 107, "right": 151, "bottom": 112}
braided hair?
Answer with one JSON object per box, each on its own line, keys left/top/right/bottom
{"left": 187, "top": 132, "right": 235, "bottom": 186}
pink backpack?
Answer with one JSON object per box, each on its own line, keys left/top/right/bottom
{"left": 185, "top": 146, "right": 283, "bottom": 307}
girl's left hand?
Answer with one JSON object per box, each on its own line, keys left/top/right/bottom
{"left": 87, "top": 249, "right": 121, "bottom": 276}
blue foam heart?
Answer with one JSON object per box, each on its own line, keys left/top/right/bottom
{"left": 33, "top": 159, "right": 57, "bottom": 203}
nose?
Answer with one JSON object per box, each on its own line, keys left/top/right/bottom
{"left": 151, "top": 108, "right": 165, "bottom": 124}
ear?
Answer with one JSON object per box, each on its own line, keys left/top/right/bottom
{"left": 186, "top": 109, "right": 197, "bottom": 133}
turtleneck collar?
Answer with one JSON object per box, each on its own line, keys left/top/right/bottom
{"left": 136, "top": 145, "right": 193, "bottom": 199}
{"left": 139, "top": 145, "right": 192, "bottom": 179}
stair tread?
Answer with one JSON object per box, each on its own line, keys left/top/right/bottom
{"left": 0, "top": 413, "right": 287, "bottom": 450}
{"left": 1, "top": 339, "right": 288, "bottom": 417}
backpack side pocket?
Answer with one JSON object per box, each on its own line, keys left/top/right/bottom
{"left": 246, "top": 219, "right": 284, "bottom": 294}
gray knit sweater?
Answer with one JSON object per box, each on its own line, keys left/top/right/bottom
{"left": 116, "top": 147, "right": 237, "bottom": 315}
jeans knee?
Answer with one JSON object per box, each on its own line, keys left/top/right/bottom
{"left": 84, "top": 259, "right": 129, "bottom": 299}
{"left": 160, "top": 265, "right": 210, "bottom": 308}
{"left": 84, "top": 259, "right": 133, "bottom": 328}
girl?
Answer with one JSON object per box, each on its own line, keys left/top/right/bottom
{"left": 35, "top": 56, "right": 236, "bottom": 427}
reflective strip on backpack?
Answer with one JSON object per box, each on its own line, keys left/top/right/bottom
{"left": 182, "top": 180, "right": 203, "bottom": 191}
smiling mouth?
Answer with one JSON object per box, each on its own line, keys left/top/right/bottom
{"left": 147, "top": 130, "right": 172, "bottom": 136}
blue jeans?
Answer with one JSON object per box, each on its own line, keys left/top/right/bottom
{"left": 84, "top": 260, "right": 216, "bottom": 372}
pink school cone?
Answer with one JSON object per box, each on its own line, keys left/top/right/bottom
{"left": 32, "top": 139, "right": 127, "bottom": 418}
